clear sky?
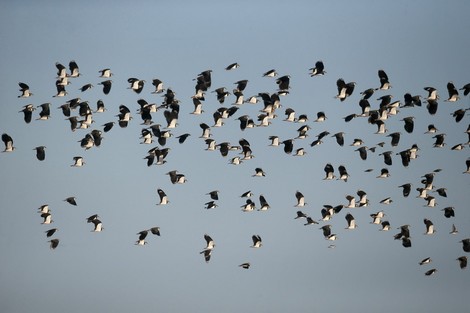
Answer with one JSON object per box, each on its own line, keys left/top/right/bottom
{"left": 1, "top": 1, "right": 469, "bottom": 312}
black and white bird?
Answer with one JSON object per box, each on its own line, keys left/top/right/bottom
{"left": 135, "top": 227, "right": 160, "bottom": 245}
{"left": 250, "top": 235, "right": 262, "bottom": 248}
{"left": 376, "top": 69, "right": 391, "bottom": 90}
{"left": 295, "top": 211, "right": 308, "bottom": 219}
{"left": 70, "top": 156, "right": 85, "bottom": 167}
{"left": 91, "top": 219, "right": 103, "bottom": 232}
{"left": 239, "top": 262, "right": 251, "bottom": 269}
{"left": 345, "top": 213, "right": 357, "bottom": 229}
{"left": 37, "top": 103, "right": 51, "bottom": 120}
{"left": 157, "top": 188, "right": 169, "bottom": 205}
{"left": 41, "top": 212, "right": 53, "bottom": 224}
{"left": 225, "top": 62, "right": 240, "bottom": 70}
{"left": 337, "top": 165, "right": 349, "bottom": 182}
{"left": 68, "top": 60, "right": 80, "bottom": 77}
{"left": 309, "top": 60, "right": 326, "bottom": 76}
{"left": 445, "top": 81, "right": 459, "bottom": 102}
{"left": 205, "top": 201, "right": 218, "bottom": 210}
{"left": 419, "top": 257, "right": 432, "bottom": 265}
{"left": 2, "top": 133, "right": 15, "bottom": 152}
{"left": 200, "top": 234, "right": 215, "bottom": 263}
{"left": 377, "top": 168, "right": 390, "bottom": 178}
{"left": 424, "top": 269, "right": 437, "bottom": 276}
{"left": 253, "top": 167, "right": 266, "bottom": 177}
{"left": 99, "top": 68, "right": 112, "bottom": 78}
{"left": 263, "top": 69, "right": 277, "bottom": 77}
{"left": 128, "top": 78, "right": 145, "bottom": 93}
{"left": 423, "top": 218, "right": 435, "bottom": 235}
{"left": 323, "top": 163, "right": 336, "bottom": 180}
{"left": 258, "top": 195, "right": 270, "bottom": 211}
{"left": 241, "top": 199, "right": 256, "bottom": 212}
{"left": 294, "top": 191, "right": 307, "bottom": 207}
{"left": 19, "top": 104, "right": 36, "bottom": 123}
{"left": 151, "top": 79, "right": 165, "bottom": 94}
{"left": 335, "top": 78, "right": 356, "bottom": 101}
{"left": 18, "top": 82, "right": 33, "bottom": 98}
{"left": 166, "top": 170, "right": 187, "bottom": 184}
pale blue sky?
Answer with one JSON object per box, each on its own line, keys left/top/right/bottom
{"left": 1, "top": 1, "right": 469, "bottom": 312}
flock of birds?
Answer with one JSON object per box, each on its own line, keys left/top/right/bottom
{"left": 3, "top": 59, "right": 470, "bottom": 273}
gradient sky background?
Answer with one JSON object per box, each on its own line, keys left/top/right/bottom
{"left": 1, "top": 1, "right": 469, "bottom": 312}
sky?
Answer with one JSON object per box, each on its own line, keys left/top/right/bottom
{"left": 0, "top": 1, "right": 469, "bottom": 312}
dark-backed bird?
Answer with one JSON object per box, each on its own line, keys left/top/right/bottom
{"left": 239, "top": 262, "right": 251, "bottom": 269}
{"left": 445, "top": 81, "right": 459, "bottom": 102}
{"left": 128, "top": 78, "right": 145, "bottom": 93}
{"left": 320, "top": 225, "right": 332, "bottom": 238}
{"left": 461, "top": 238, "right": 470, "bottom": 252}
{"left": 151, "top": 79, "right": 164, "bottom": 94}
{"left": 91, "top": 219, "right": 103, "bottom": 232}
{"left": 34, "top": 146, "right": 46, "bottom": 161}
{"left": 304, "top": 217, "right": 319, "bottom": 225}
{"left": 442, "top": 206, "right": 455, "bottom": 218}
{"left": 295, "top": 211, "right": 308, "bottom": 219}
{"left": 281, "top": 139, "right": 294, "bottom": 154}
{"left": 68, "top": 60, "right": 80, "bottom": 77}
{"left": 460, "top": 83, "right": 470, "bottom": 96}
{"left": 309, "top": 60, "right": 326, "bottom": 76}
{"left": 41, "top": 212, "right": 53, "bottom": 224}
{"left": 419, "top": 257, "right": 432, "bottom": 265}
{"left": 37, "top": 103, "right": 51, "bottom": 120}
{"left": 258, "top": 195, "right": 270, "bottom": 211}
{"left": 45, "top": 228, "right": 58, "bottom": 238}
{"left": 324, "top": 163, "right": 335, "bottom": 180}
{"left": 295, "top": 191, "right": 306, "bottom": 207}
{"left": 99, "top": 68, "right": 112, "bottom": 78}
{"left": 423, "top": 218, "right": 435, "bottom": 235}
{"left": 355, "top": 146, "right": 368, "bottom": 160}
{"left": 225, "top": 62, "right": 240, "bottom": 70}
{"left": 19, "top": 104, "right": 35, "bottom": 123}
{"left": 424, "top": 269, "right": 437, "bottom": 276}
{"left": 250, "top": 235, "right": 262, "bottom": 248}
{"left": 18, "top": 82, "right": 33, "bottom": 98}
{"left": 263, "top": 69, "right": 277, "bottom": 77}
{"left": 452, "top": 109, "right": 468, "bottom": 123}
{"left": 399, "top": 183, "right": 412, "bottom": 197}
{"left": 457, "top": 256, "right": 467, "bottom": 269}
{"left": 337, "top": 165, "right": 349, "bottom": 182}
{"left": 49, "top": 239, "right": 59, "bottom": 250}
{"left": 253, "top": 167, "right": 266, "bottom": 177}
{"left": 98, "top": 80, "right": 112, "bottom": 95}
{"left": 276, "top": 75, "right": 291, "bottom": 91}
{"left": 200, "top": 234, "right": 215, "bottom": 263}
{"left": 376, "top": 69, "right": 391, "bottom": 90}
{"left": 205, "top": 201, "right": 218, "bottom": 209}
{"left": 345, "top": 213, "right": 357, "bottom": 229}
{"left": 2, "top": 133, "right": 15, "bottom": 152}
{"left": 166, "top": 170, "right": 186, "bottom": 184}
{"left": 71, "top": 156, "right": 85, "bottom": 167}
{"left": 360, "top": 88, "right": 374, "bottom": 100}
{"left": 64, "top": 196, "right": 77, "bottom": 206}
{"left": 335, "top": 78, "right": 356, "bottom": 101}
{"left": 157, "top": 188, "right": 169, "bottom": 205}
